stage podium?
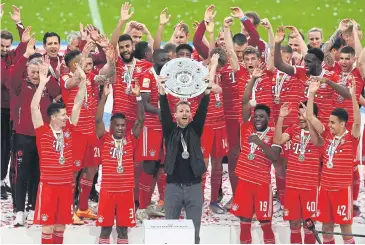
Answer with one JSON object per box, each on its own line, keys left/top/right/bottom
{"left": 143, "top": 219, "right": 195, "bottom": 244}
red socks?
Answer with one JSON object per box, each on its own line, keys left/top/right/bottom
{"left": 78, "top": 178, "right": 93, "bottom": 211}
{"left": 304, "top": 227, "right": 316, "bottom": 244}
{"left": 41, "top": 233, "right": 52, "bottom": 244}
{"left": 211, "top": 167, "right": 222, "bottom": 202}
{"left": 275, "top": 174, "right": 286, "bottom": 205}
{"left": 323, "top": 235, "right": 335, "bottom": 244}
{"left": 290, "top": 227, "right": 302, "bottom": 244}
{"left": 117, "top": 238, "right": 129, "bottom": 244}
{"left": 156, "top": 168, "right": 166, "bottom": 201}
{"left": 98, "top": 237, "right": 110, "bottom": 244}
{"left": 261, "top": 222, "right": 275, "bottom": 244}
{"left": 53, "top": 230, "right": 64, "bottom": 244}
{"left": 240, "top": 221, "right": 252, "bottom": 244}
{"left": 139, "top": 172, "right": 154, "bottom": 209}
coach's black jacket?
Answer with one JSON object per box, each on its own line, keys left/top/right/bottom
{"left": 159, "top": 94, "right": 209, "bottom": 182}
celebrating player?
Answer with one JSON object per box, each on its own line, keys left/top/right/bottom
{"left": 95, "top": 82, "right": 144, "bottom": 244}
{"left": 306, "top": 79, "right": 360, "bottom": 244}
{"left": 32, "top": 62, "right": 86, "bottom": 244}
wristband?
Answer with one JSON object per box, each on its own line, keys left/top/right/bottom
{"left": 240, "top": 16, "right": 248, "bottom": 22}
{"left": 136, "top": 96, "right": 142, "bottom": 101}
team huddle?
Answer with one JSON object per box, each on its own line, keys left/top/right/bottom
{"left": 1, "top": 2, "right": 365, "bottom": 244}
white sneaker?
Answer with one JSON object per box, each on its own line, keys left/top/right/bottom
{"left": 26, "top": 210, "right": 35, "bottom": 222}
{"left": 14, "top": 211, "right": 25, "bottom": 226}
{"left": 136, "top": 209, "right": 149, "bottom": 222}
{"left": 224, "top": 197, "right": 233, "bottom": 210}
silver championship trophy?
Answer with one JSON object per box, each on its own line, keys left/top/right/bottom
{"left": 160, "top": 58, "right": 209, "bottom": 98}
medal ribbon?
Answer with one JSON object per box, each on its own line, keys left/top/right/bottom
{"left": 299, "top": 129, "right": 311, "bottom": 155}
{"left": 50, "top": 126, "right": 64, "bottom": 159}
{"left": 180, "top": 133, "right": 188, "bottom": 154}
{"left": 274, "top": 72, "right": 287, "bottom": 98}
{"left": 113, "top": 136, "right": 125, "bottom": 169}
{"left": 249, "top": 127, "right": 270, "bottom": 154}
{"left": 251, "top": 77, "right": 261, "bottom": 101}
{"left": 327, "top": 130, "right": 348, "bottom": 163}
{"left": 124, "top": 58, "right": 136, "bottom": 91}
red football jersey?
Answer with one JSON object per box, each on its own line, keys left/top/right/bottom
{"left": 284, "top": 124, "right": 322, "bottom": 190}
{"left": 61, "top": 72, "right": 98, "bottom": 134}
{"left": 321, "top": 127, "right": 359, "bottom": 190}
{"left": 139, "top": 67, "right": 161, "bottom": 129}
{"left": 113, "top": 58, "right": 152, "bottom": 121}
{"left": 35, "top": 123, "right": 74, "bottom": 185}
{"left": 205, "top": 73, "right": 225, "bottom": 129}
{"left": 333, "top": 67, "right": 364, "bottom": 126}
{"left": 236, "top": 122, "right": 276, "bottom": 185}
{"left": 220, "top": 63, "right": 248, "bottom": 121}
{"left": 100, "top": 132, "right": 137, "bottom": 192}
{"left": 247, "top": 70, "right": 274, "bottom": 113}
{"left": 293, "top": 66, "right": 340, "bottom": 120}
{"left": 271, "top": 70, "right": 305, "bottom": 127}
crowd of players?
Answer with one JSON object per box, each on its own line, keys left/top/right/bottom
{"left": 1, "top": 2, "right": 365, "bottom": 244}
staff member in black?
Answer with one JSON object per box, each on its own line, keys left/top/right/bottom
{"left": 157, "top": 53, "right": 220, "bottom": 244}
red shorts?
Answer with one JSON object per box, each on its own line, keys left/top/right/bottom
{"left": 317, "top": 186, "right": 353, "bottom": 225}
{"left": 230, "top": 179, "right": 273, "bottom": 221}
{"left": 201, "top": 126, "right": 229, "bottom": 158}
{"left": 226, "top": 119, "right": 240, "bottom": 150}
{"left": 73, "top": 132, "right": 101, "bottom": 171}
{"left": 134, "top": 126, "right": 163, "bottom": 162}
{"left": 97, "top": 189, "right": 136, "bottom": 227}
{"left": 362, "top": 127, "right": 365, "bottom": 162}
{"left": 283, "top": 187, "right": 319, "bottom": 221}
{"left": 34, "top": 182, "right": 73, "bottom": 225}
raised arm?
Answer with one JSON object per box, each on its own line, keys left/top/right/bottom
{"left": 96, "top": 84, "right": 109, "bottom": 138}
{"left": 286, "top": 26, "right": 308, "bottom": 56}
{"left": 31, "top": 63, "right": 49, "bottom": 129}
{"left": 98, "top": 45, "right": 116, "bottom": 78}
{"left": 223, "top": 17, "right": 239, "bottom": 72}
{"left": 274, "top": 27, "right": 295, "bottom": 75}
{"left": 306, "top": 80, "right": 325, "bottom": 136}
{"left": 349, "top": 79, "right": 361, "bottom": 138}
{"left": 158, "top": 76, "right": 174, "bottom": 138}
{"left": 358, "top": 47, "right": 365, "bottom": 79}
{"left": 110, "top": 2, "right": 133, "bottom": 49}
{"left": 70, "top": 65, "right": 87, "bottom": 126}
{"left": 153, "top": 8, "right": 171, "bottom": 50}
{"left": 241, "top": 64, "right": 265, "bottom": 122}
{"left": 131, "top": 83, "right": 145, "bottom": 138}
{"left": 321, "top": 77, "right": 351, "bottom": 99}
{"left": 273, "top": 103, "right": 291, "bottom": 145}
{"left": 262, "top": 18, "right": 275, "bottom": 72}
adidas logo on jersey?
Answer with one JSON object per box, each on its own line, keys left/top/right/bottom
{"left": 343, "top": 217, "right": 348, "bottom": 221}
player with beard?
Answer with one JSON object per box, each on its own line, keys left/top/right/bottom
{"left": 111, "top": 2, "right": 152, "bottom": 206}
{"left": 273, "top": 101, "right": 321, "bottom": 244}
{"left": 306, "top": 79, "right": 360, "bottom": 245}
{"left": 61, "top": 45, "right": 116, "bottom": 224}
{"left": 135, "top": 49, "right": 169, "bottom": 221}
{"left": 333, "top": 46, "right": 365, "bottom": 217}
{"left": 9, "top": 39, "right": 61, "bottom": 226}
{"left": 231, "top": 66, "right": 279, "bottom": 243}
{"left": 274, "top": 26, "right": 352, "bottom": 121}
{"left": 32, "top": 62, "right": 85, "bottom": 244}
{"left": 95, "top": 82, "right": 144, "bottom": 244}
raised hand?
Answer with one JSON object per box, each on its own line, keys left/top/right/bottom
{"left": 279, "top": 102, "right": 292, "bottom": 118}
{"left": 76, "top": 63, "right": 87, "bottom": 80}
{"left": 192, "top": 21, "right": 200, "bottom": 31}
{"left": 21, "top": 26, "right": 32, "bottom": 43}
{"left": 96, "top": 33, "right": 110, "bottom": 48}
{"left": 252, "top": 63, "right": 266, "bottom": 78}
{"left": 39, "top": 63, "right": 50, "bottom": 85}
{"left": 43, "top": 55, "right": 51, "bottom": 67}
{"left": 204, "top": 5, "right": 217, "bottom": 22}
{"left": 82, "top": 41, "right": 94, "bottom": 57}
{"left": 9, "top": 5, "right": 21, "bottom": 23}
{"left": 24, "top": 38, "right": 36, "bottom": 58}
{"left": 79, "top": 23, "right": 88, "bottom": 40}
{"left": 160, "top": 8, "right": 171, "bottom": 25}
{"left": 285, "top": 26, "right": 300, "bottom": 37}
{"left": 224, "top": 17, "right": 233, "bottom": 28}
{"left": 210, "top": 53, "right": 220, "bottom": 68}
{"left": 138, "top": 22, "right": 150, "bottom": 34}
{"left": 120, "top": 2, "right": 134, "bottom": 22}
{"left": 230, "top": 7, "right": 244, "bottom": 19}
{"left": 348, "top": 78, "right": 356, "bottom": 97}
{"left": 103, "top": 83, "right": 111, "bottom": 96}
{"left": 275, "top": 26, "right": 285, "bottom": 44}
{"left": 261, "top": 18, "right": 272, "bottom": 30}
{"left": 308, "top": 79, "right": 320, "bottom": 94}
{"left": 205, "top": 20, "right": 214, "bottom": 34}
{"left": 157, "top": 76, "right": 168, "bottom": 95}
{"left": 131, "top": 82, "right": 141, "bottom": 97}
{"left": 105, "top": 45, "right": 116, "bottom": 63}
{"left": 0, "top": 3, "right": 5, "bottom": 19}
{"left": 86, "top": 24, "right": 100, "bottom": 41}
{"left": 339, "top": 18, "right": 350, "bottom": 33}
{"left": 299, "top": 102, "right": 308, "bottom": 120}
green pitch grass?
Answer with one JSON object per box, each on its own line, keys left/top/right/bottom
{"left": 1, "top": 0, "right": 365, "bottom": 44}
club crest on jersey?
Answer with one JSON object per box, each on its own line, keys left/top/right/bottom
{"left": 149, "top": 150, "right": 156, "bottom": 157}
{"left": 232, "top": 203, "right": 239, "bottom": 211}
{"left": 135, "top": 66, "right": 142, "bottom": 73}
{"left": 264, "top": 136, "right": 269, "bottom": 143}
{"left": 64, "top": 131, "right": 70, "bottom": 138}
{"left": 97, "top": 216, "right": 104, "bottom": 223}
{"left": 86, "top": 79, "right": 91, "bottom": 86}
{"left": 283, "top": 209, "right": 289, "bottom": 216}
{"left": 316, "top": 210, "right": 320, "bottom": 217}
{"left": 41, "top": 214, "right": 48, "bottom": 221}
{"left": 75, "top": 160, "right": 81, "bottom": 167}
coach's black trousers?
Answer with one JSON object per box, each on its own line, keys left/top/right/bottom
{"left": 14, "top": 134, "right": 40, "bottom": 212}
{"left": 1, "top": 108, "right": 11, "bottom": 181}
